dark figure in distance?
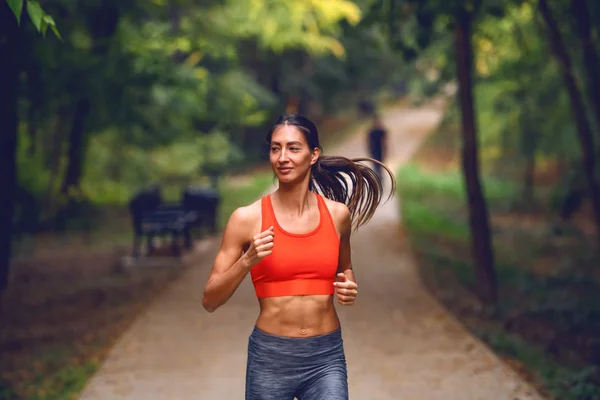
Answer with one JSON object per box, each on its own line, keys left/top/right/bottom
{"left": 367, "top": 114, "right": 388, "bottom": 180}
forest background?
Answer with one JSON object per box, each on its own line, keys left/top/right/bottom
{"left": 1, "top": 0, "right": 600, "bottom": 399}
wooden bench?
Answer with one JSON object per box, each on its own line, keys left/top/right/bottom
{"left": 133, "top": 204, "right": 198, "bottom": 257}
{"left": 129, "top": 185, "right": 220, "bottom": 258}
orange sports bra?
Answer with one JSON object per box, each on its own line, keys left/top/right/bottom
{"left": 250, "top": 193, "right": 340, "bottom": 298}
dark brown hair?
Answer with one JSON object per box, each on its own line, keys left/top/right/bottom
{"left": 266, "top": 114, "right": 396, "bottom": 230}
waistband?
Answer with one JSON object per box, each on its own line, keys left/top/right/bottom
{"left": 248, "top": 326, "right": 345, "bottom": 367}
{"left": 250, "top": 326, "right": 342, "bottom": 348}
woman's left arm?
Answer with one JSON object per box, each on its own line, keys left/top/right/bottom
{"left": 333, "top": 203, "right": 358, "bottom": 306}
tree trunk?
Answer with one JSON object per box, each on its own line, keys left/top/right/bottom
{"left": 57, "top": 2, "right": 119, "bottom": 200}
{"left": 539, "top": 0, "right": 600, "bottom": 239}
{"left": 455, "top": 10, "right": 498, "bottom": 303}
{"left": 520, "top": 93, "right": 537, "bottom": 206}
{"left": 570, "top": 0, "right": 600, "bottom": 130}
{"left": 513, "top": 26, "right": 537, "bottom": 206}
{"left": 0, "top": 3, "right": 20, "bottom": 291}
{"left": 60, "top": 99, "right": 91, "bottom": 196}
{"left": 40, "top": 109, "right": 69, "bottom": 222}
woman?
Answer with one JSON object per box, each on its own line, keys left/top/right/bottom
{"left": 202, "top": 114, "right": 395, "bottom": 400}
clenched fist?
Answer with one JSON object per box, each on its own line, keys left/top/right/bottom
{"left": 333, "top": 272, "right": 358, "bottom": 306}
{"left": 243, "top": 226, "right": 275, "bottom": 268}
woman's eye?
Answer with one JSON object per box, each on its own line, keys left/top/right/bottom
{"left": 271, "top": 147, "right": 279, "bottom": 152}
{"left": 290, "top": 147, "right": 300, "bottom": 151}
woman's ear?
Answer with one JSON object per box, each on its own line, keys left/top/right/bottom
{"left": 310, "top": 147, "right": 321, "bottom": 165}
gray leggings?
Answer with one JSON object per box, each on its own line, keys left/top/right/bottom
{"left": 245, "top": 326, "right": 349, "bottom": 400}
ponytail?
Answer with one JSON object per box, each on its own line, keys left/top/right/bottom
{"left": 310, "top": 156, "right": 396, "bottom": 230}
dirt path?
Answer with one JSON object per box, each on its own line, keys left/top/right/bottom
{"left": 78, "top": 102, "right": 544, "bottom": 400}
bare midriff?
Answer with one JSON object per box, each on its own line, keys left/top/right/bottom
{"left": 255, "top": 294, "right": 340, "bottom": 337}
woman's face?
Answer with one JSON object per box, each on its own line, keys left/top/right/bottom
{"left": 269, "top": 125, "right": 319, "bottom": 183}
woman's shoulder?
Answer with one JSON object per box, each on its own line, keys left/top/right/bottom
{"left": 223, "top": 197, "right": 264, "bottom": 241}
{"left": 319, "top": 195, "right": 350, "bottom": 225}
{"left": 229, "top": 197, "right": 263, "bottom": 226}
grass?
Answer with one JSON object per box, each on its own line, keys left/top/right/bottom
{"left": 397, "top": 151, "right": 600, "bottom": 399}
{"left": 398, "top": 164, "right": 517, "bottom": 241}
{"left": 0, "top": 353, "right": 100, "bottom": 400}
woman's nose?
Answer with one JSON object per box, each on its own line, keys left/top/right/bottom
{"left": 278, "top": 149, "right": 289, "bottom": 162}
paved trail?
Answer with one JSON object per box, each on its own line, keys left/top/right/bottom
{"left": 79, "top": 103, "right": 544, "bottom": 400}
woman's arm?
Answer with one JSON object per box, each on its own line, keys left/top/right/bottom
{"left": 332, "top": 203, "right": 358, "bottom": 305}
{"left": 202, "top": 206, "right": 273, "bottom": 312}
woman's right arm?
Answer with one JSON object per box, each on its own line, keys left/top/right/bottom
{"left": 202, "top": 207, "right": 273, "bottom": 313}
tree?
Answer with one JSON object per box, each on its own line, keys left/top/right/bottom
{"left": 0, "top": 0, "right": 60, "bottom": 292}
{"left": 1, "top": 0, "right": 61, "bottom": 293}
{"left": 538, "top": 0, "right": 600, "bottom": 239}
{"left": 0, "top": 1, "right": 20, "bottom": 293}
{"left": 569, "top": 0, "right": 600, "bottom": 131}
{"left": 380, "top": 0, "right": 502, "bottom": 303}
{"left": 455, "top": 6, "right": 497, "bottom": 302}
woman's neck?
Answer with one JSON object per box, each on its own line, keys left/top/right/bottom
{"left": 273, "top": 179, "right": 314, "bottom": 216}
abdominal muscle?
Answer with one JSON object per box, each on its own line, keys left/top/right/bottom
{"left": 255, "top": 294, "right": 341, "bottom": 337}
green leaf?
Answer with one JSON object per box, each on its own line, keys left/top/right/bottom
{"left": 6, "top": 0, "right": 23, "bottom": 24}
{"left": 49, "top": 24, "right": 62, "bottom": 40}
{"left": 26, "top": 1, "right": 43, "bottom": 32}
{"left": 41, "top": 19, "right": 48, "bottom": 37}
{"left": 43, "top": 14, "right": 63, "bottom": 40}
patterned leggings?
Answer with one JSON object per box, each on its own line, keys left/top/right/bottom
{"left": 245, "top": 326, "right": 349, "bottom": 400}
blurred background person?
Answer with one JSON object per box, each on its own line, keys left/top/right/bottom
{"left": 366, "top": 113, "right": 388, "bottom": 181}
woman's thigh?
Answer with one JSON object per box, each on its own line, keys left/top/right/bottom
{"left": 245, "top": 332, "right": 298, "bottom": 400}
{"left": 245, "top": 363, "right": 297, "bottom": 400}
{"left": 298, "top": 362, "right": 348, "bottom": 400}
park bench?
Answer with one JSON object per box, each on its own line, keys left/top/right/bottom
{"left": 129, "top": 185, "right": 220, "bottom": 258}
{"left": 135, "top": 204, "right": 198, "bottom": 257}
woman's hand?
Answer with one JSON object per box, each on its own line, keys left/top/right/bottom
{"left": 333, "top": 272, "right": 358, "bottom": 306}
{"left": 242, "top": 226, "right": 274, "bottom": 268}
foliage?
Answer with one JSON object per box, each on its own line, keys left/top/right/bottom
{"left": 6, "top": 0, "right": 61, "bottom": 39}
{"left": 473, "top": 2, "right": 579, "bottom": 172}
{"left": 9, "top": 0, "right": 414, "bottom": 235}
{"left": 214, "top": 0, "right": 362, "bottom": 57}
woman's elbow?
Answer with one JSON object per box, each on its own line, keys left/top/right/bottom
{"left": 202, "top": 285, "right": 226, "bottom": 313}
{"left": 202, "top": 292, "right": 218, "bottom": 313}
{"left": 203, "top": 303, "right": 217, "bottom": 313}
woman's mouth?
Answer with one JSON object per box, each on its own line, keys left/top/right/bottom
{"left": 278, "top": 167, "right": 292, "bottom": 174}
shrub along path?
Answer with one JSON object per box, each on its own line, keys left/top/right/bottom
{"left": 78, "top": 101, "right": 544, "bottom": 399}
